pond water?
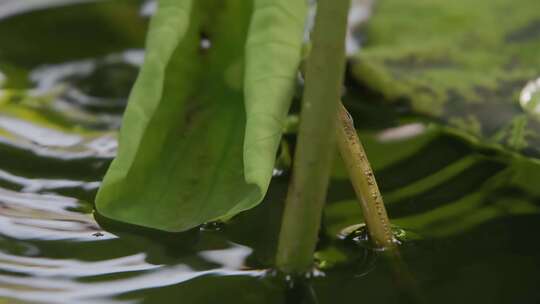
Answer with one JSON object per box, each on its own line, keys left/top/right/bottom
{"left": 1, "top": 1, "right": 540, "bottom": 303}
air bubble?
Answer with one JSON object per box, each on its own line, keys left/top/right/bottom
{"left": 519, "top": 77, "right": 540, "bottom": 118}
{"left": 338, "top": 224, "right": 421, "bottom": 250}
{"left": 199, "top": 221, "right": 224, "bottom": 232}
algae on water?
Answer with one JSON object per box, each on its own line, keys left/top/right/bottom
{"left": 352, "top": 0, "right": 540, "bottom": 155}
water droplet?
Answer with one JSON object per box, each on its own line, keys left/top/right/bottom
{"left": 338, "top": 224, "right": 421, "bottom": 249}
{"left": 519, "top": 77, "right": 540, "bottom": 118}
{"left": 272, "top": 168, "right": 285, "bottom": 177}
{"left": 140, "top": 0, "right": 156, "bottom": 17}
{"left": 200, "top": 38, "right": 211, "bottom": 50}
{"left": 199, "top": 221, "right": 225, "bottom": 232}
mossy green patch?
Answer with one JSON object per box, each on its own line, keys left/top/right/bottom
{"left": 352, "top": 0, "right": 540, "bottom": 155}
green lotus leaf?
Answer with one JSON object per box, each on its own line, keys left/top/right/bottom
{"left": 96, "top": 0, "right": 307, "bottom": 231}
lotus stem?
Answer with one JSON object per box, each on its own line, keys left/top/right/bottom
{"left": 336, "top": 102, "right": 395, "bottom": 249}
{"left": 276, "top": 0, "right": 351, "bottom": 274}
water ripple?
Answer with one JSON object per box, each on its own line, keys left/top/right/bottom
{"left": 0, "top": 267, "right": 262, "bottom": 304}
{"left": 0, "top": 1, "right": 272, "bottom": 303}
{"left": 0, "top": 187, "right": 102, "bottom": 241}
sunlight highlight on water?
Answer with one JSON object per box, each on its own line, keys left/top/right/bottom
{"left": 520, "top": 77, "right": 540, "bottom": 118}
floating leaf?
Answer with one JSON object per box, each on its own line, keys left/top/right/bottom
{"left": 352, "top": 0, "right": 540, "bottom": 156}
{"left": 96, "top": 0, "right": 307, "bottom": 231}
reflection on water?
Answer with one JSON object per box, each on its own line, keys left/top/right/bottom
{"left": 0, "top": 179, "right": 262, "bottom": 303}
{"left": 0, "top": 116, "right": 82, "bottom": 147}
{"left": 0, "top": 187, "right": 100, "bottom": 240}
{"left": 30, "top": 50, "right": 143, "bottom": 113}
{"left": 0, "top": 239, "right": 259, "bottom": 304}
{"left": 0, "top": 168, "right": 99, "bottom": 193}
{"left": 0, "top": 0, "right": 95, "bottom": 20}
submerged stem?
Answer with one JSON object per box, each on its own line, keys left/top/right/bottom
{"left": 276, "top": 0, "right": 351, "bottom": 274}
{"left": 336, "top": 103, "right": 395, "bottom": 249}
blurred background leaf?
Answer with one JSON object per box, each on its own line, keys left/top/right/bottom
{"left": 351, "top": 0, "right": 540, "bottom": 157}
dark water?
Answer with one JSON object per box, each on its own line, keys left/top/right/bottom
{"left": 1, "top": 1, "right": 540, "bottom": 303}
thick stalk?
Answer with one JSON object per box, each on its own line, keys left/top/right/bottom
{"left": 336, "top": 103, "right": 395, "bottom": 248}
{"left": 276, "top": 0, "right": 351, "bottom": 274}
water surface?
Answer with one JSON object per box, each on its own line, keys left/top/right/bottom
{"left": 0, "top": 1, "right": 539, "bottom": 303}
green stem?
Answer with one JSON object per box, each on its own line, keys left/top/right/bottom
{"left": 276, "top": 0, "right": 351, "bottom": 274}
{"left": 336, "top": 103, "right": 395, "bottom": 249}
